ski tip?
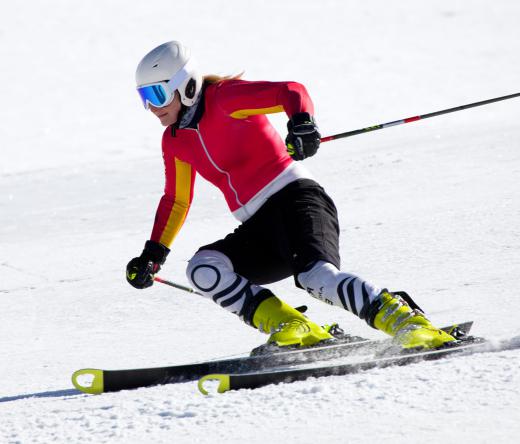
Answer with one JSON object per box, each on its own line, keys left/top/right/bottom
{"left": 198, "top": 374, "right": 230, "bottom": 395}
{"left": 71, "top": 368, "right": 104, "bottom": 394}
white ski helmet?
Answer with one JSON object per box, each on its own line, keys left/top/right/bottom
{"left": 135, "top": 41, "right": 203, "bottom": 107}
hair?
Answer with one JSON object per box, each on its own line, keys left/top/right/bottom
{"left": 203, "top": 72, "right": 244, "bottom": 84}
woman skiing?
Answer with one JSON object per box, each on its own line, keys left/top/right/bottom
{"left": 126, "top": 40, "right": 454, "bottom": 350}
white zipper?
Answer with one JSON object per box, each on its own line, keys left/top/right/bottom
{"left": 192, "top": 126, "right": 244, "bottom": 207}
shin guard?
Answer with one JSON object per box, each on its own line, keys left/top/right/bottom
{"left": 297, "top": 260, "right": 381, "bottom": 320}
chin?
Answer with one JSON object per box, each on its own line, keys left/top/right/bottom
{"left": 160, "top": 117, "right": 176, "bottom": 127}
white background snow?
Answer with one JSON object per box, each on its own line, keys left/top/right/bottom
{"left": 1, "top": 0, "right": 520, "bottom": 442}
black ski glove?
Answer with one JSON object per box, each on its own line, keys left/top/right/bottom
{"left": 285, "top": 112, "right": 321, "bottom": 161}
{"left": 126, "top": 240, "right": 170, "bottom": 289}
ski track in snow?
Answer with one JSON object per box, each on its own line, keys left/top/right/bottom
{"left": 2, "top": 1, "right": 520, "bottom": 443}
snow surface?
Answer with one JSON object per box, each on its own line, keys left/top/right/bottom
{"left": 1, "top": 0, "right": 520, "bottom": 442}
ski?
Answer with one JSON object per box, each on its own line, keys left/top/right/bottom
{"left": 198, "top": 335, "right": 520, "bottom": 394}
{"left": 72, "top": 321, "right": 472, "bottom": 394}
{"left": 71, "top": 332, "right": 367, "bottom": 394}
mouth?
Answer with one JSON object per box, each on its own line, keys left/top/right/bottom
{"left": 157, "top": 113, "right": 168, "bottom": 119}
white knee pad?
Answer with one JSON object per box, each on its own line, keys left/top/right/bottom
{"left": 186, "top": 250, "right": 236, "bottom": 295}
{"left": 297, "top": 261, "right": 342, "bottom": 305}
{"left": 186, "top": 249, "right": 264, "bottom": 319}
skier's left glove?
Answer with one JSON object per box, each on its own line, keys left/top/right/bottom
{"left": 126, "top": 240, "right": 170, "bottom": 289}
{"left": 285, "top": 112, "right": 321, "bottom": 161}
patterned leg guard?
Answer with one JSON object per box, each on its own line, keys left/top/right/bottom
{"left": 297, "top": 260, "right": 382, "bottom": 320}
{"left": 186, "top": 250, "right": 268, "bottom": 323}
{"left": 298, "top": 261, "right": 455, "bottom": 349}
{"left": 186, "top": 250, "right": 332, "bottom": 346}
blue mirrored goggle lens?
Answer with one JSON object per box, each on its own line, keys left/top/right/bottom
{"left": 137, "top": 84, "right": 172, "bottom": 108}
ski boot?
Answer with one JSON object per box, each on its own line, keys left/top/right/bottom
{"left": 252, "top": 294, "right": 333, "bottom": 347}
{"left": 367, "top": 290, "right": 456, "bottom": 349}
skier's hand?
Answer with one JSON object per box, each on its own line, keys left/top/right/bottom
{"left": 126, "top": 240, "right": 170, "bottom": 289}
{"left": 285, "top": 112, "right": 321, "bottom": 161}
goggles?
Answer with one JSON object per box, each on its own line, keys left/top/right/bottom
{"left": 136, "top": 62, "right": 191, "bottom": 109}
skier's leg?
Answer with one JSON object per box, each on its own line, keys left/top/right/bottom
{"left": 186, "top": 249, "right": 266, "bottom": 322}
{"left": 297, "top": 261, "right": 455, "bottom": 349}
{"left": 186, "top": 249, "right": 333, "bottom": 346}
{"left": 297, "top": 261, "right": 381, "bottom": 320}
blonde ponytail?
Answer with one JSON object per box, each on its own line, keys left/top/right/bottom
{"left": 203, "top": 72, "right": 244, "bottom": 84}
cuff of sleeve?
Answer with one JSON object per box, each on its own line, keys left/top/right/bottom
{"left": 288, "top": 112, "right": 314, "bottom": 129}
{"left": 143, "top": 240, "right": 170, "bottom": 265}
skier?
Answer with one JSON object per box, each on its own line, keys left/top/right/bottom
{"left": 126, "top": 40, "right": 455, "bottom": 350}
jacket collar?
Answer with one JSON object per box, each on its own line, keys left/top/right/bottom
{"left": 172, "top": 82, "right": 208, "bottom": 132}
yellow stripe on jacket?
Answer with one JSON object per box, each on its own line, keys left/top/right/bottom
{"left": 158, "top": 159, "right": 193, "bottom": 247}
{"left": 229, "top": 105, "right": 284, "bottom": 119}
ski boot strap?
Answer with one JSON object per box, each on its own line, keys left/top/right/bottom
{"left": 364, "top": 290, "right": 424, "bottom": 329}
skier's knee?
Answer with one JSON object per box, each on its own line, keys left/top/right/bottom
{"left": 186, "top": 249, "right": 235, "bottom": 294}
{"left": 297, "top": 260, "right": 340, "bottom": 299}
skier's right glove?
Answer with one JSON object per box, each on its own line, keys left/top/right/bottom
{"left": 126, "top": 240, "right": 170, "bottom": 289}
{"left": 285, "top": 112, "right": 321, "bottom": 161}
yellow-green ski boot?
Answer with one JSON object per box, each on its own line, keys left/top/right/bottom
{"left": 252, "top": 294, "right": 333, "bottom": 347}
{"left": 368, "top": 290, "right": 456, "bottom": 349}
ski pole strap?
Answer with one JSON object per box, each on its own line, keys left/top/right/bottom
{"left": 321, "top": 91, "right": 520, "bottom": 142}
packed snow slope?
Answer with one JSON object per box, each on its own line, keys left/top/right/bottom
{"left": 1, "top": 1, "right": 520, "bottom": 443}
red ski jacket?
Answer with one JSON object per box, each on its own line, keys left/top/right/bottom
{"left": 150, "top": 79, "right": 315, "bottom": 247}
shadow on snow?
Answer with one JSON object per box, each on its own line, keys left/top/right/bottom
{"left": 0, "top": 388, "right": 83, "bottom": 403}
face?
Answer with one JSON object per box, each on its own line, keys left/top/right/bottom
{"left": 149, "top": 91, "right": 182, "bottom": 127}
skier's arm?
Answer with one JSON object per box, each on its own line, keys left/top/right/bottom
{"left": 216, "top": 80, "right": 321, "bottom": 160}
{"left": 215, "top": 79, "right": 315, "bottom": 119}
{"left": 150, "top": 155, "right": 196, "bottom": 248}
{"left": 126, "top": 148, "right": 195, "bottom": 290}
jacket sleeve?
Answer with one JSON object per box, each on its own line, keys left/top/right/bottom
{"left": 215, "top": 80, "right": 315, "bottom": 120}
{"left": 150, "top": 141, "right": 196, "bottom": 248}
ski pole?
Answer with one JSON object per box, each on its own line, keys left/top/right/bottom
{"left": 154, "top": 276, "right": 202, "bottom": 296}
{"left": 154, "top": 276, "right": 310, "bottom": 313}
{"left": 320, "top": 91, "right": 520, "bottom": 143}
